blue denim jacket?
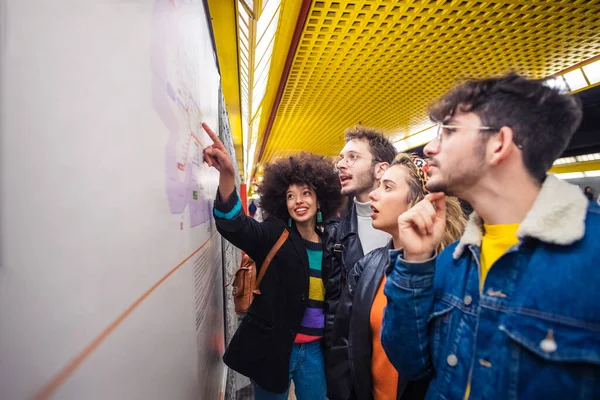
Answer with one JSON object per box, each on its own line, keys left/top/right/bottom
{"left": 381, "top": 176, "right": 600, "bottom": 400}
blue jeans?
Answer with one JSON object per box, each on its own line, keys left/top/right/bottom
{"left": 253, "top": 340, "right": 327, "bottom": 400}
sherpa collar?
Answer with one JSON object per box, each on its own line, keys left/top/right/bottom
{"left": 453, "top": 175, "right": 589, "bottom": 259}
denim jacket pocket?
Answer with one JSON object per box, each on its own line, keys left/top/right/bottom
{"left": 500, "top": 314, "right": 600, "bottom": 400}
{"left": 428, "top": 301, "right": 455, "bottom": 371}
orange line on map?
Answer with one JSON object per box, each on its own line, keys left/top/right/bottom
{"left": 33, "top": 234, "right": 215, "bottom": 400}
{"left": 190, "top": 133, "right": 205, "bottom": 148}
{"left": 179, "top": 132, "right": 206, "bottom": 172}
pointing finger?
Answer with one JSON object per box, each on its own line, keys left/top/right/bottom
{"left": 433, "top": 194, "right": 446, "bottom": 219}
{"left": 419, "top": 197, "right": 437, "bottom": 217}
{"left": 202, "top": 122, "right": 225, "bottom": 150}
{"left": 425, "top": 192, "right": 445, "bottom": 203}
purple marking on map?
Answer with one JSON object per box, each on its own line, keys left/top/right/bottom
{"left": 151, "top": 0, "right": 212, "bottom": 228}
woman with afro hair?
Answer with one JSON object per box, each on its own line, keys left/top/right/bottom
{"left": 202, "top": 123, "right": 342, "bottom": 400}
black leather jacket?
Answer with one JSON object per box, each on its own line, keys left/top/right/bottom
{"left": 327, "top": 243, "right": 430, "bottom": 400}
{"left": 323, "top": 203, "right": 364, "bottom": 350}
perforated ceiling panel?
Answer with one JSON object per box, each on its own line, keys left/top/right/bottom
{"left": 260, "top": 0, "right": 600, "bottom": 164}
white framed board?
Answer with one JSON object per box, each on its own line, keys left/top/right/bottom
{"left": 0, "top": 0, "right": 230, "bottom": 398}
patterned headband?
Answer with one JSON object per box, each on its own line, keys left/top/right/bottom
{"left": 409, "top": 155, "right": 430, "bottom": 194}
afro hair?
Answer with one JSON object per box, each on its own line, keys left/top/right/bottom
{"left": 258, "top": 152, "right": 342, "bottom": 223}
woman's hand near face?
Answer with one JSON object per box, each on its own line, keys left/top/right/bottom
{"left": 396, "top": 192, "right": 447, "bottom": 262}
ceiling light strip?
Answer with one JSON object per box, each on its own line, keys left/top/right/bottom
{"left": 395, "top": 55, "right": 600, "bottom": 152}
{"left": 252, "top": 0, "right": 312, "bottom": 181}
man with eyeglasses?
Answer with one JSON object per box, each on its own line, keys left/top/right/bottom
{"left": 323, "top": 126, "right": 396, "bottom": 400}
{"left": 381, "top": 73, "right": 600, "bottom": 399}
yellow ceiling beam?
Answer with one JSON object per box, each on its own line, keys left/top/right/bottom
{"left": 207, "top": 0, "right": 244, "bottom": 176}
{"left": 550, "top": 160, "right": 600, "bottom": 174}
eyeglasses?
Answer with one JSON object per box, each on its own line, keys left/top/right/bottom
{"left": 335, "top": 152, "right": 379, "bottom": 168}
{"left": 434, "top": 124, "right": 523, "bottom": 149}
{"left": 435, "top": 124, "right": 498, "bottom": 142}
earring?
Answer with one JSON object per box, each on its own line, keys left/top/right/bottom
{"left": 288, "top": 217, "right": 293, "bottom": 228}
{"left": 317, "top": 208, "right": 323, "bottom": 224}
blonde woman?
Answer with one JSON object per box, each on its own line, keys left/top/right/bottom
{"left": 327, "top": 153, "right": 465, "bottom": 400}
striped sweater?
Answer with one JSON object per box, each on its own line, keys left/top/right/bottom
{"left": 294, "top": 240, "right": 325, "bottom": 343}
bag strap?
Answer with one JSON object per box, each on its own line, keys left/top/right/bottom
{"left": 253, "top": 229, "right": 289, "bottom": 294}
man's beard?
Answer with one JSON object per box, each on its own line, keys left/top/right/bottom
{"left": 426, "top": 138, "right": 487, "bottom": 196}
{"left": 345, "top": 165, "right": 377, "bottom": 198}
{"left": 426, "top": 157, "right": 485, "bottom": 197}
{"left": 425, "top": 178, "right": 448, "bottom": 195}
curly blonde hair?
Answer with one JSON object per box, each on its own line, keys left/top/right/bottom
{"left": 391, "top": 153, "right": 466, "bottom": 252}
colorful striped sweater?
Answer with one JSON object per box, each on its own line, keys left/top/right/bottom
{"left": 294, "top": 240, "right": 325, "bottom": 343}
{"left": 212, "top": 192, "right": 325, "bottom": 343}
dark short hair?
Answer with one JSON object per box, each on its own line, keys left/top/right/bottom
{"left": 428, "top": 73, "right": 583, "bottom": 182}
{"left": 344, "top": 125, "right": 397, "bottom": 164}
{"left": 258, "top": 152, "right": 343, "bottom": 222}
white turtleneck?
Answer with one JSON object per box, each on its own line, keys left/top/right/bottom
{"left": 354, "top": 198, "right": 392, "bottom": 255}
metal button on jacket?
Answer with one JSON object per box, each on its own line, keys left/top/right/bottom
{"left": 447, "top": 354, "right": 458, "bottom": 367}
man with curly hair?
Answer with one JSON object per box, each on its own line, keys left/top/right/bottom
{"left": 323, "top": 126, "right": 396, "bottom": 400}
{"left": 382, "top": 73, "right": 600, "bottom": 399}
{"left": 203, "top": 123, "right": 342, "bottom": 400}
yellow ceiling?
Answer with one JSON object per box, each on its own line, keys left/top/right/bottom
{"left": 259, "top": 0, "right": 600, "bottom": 169}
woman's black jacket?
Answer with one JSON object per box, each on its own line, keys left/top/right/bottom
{"left": 214, "top": 189, "right": 312, "bottom": 394}
{"left": 327, "top": 243, "right": 429, "bottom": 400}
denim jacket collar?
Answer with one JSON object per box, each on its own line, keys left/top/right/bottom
{"left": 453, "top": 175, "right": 589, "bottom": 259}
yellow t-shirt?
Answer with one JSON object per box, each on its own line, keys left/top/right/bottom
{"left": 465, "top": 223, "right": 519, "bottom": 399}
{"left": 479, "top": 223, "right": 520, "bottom": 290}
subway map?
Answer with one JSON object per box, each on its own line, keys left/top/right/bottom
{"left": 151, "top": 0, "right": 220, "bottom": 229}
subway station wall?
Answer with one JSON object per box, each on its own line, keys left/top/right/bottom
{"left": 0, "top": 0, "right": 239, "bottom": 398}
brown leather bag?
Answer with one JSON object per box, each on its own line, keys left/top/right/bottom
{"left": 230, "top": 229, "right": 289, "bottom": 316}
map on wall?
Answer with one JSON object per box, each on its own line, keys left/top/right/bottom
{"left": 150, "top": 0, "right": 226, "bottom": 398}
{"left": 151, "top": 0, "right": 220, "bottom": 229}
